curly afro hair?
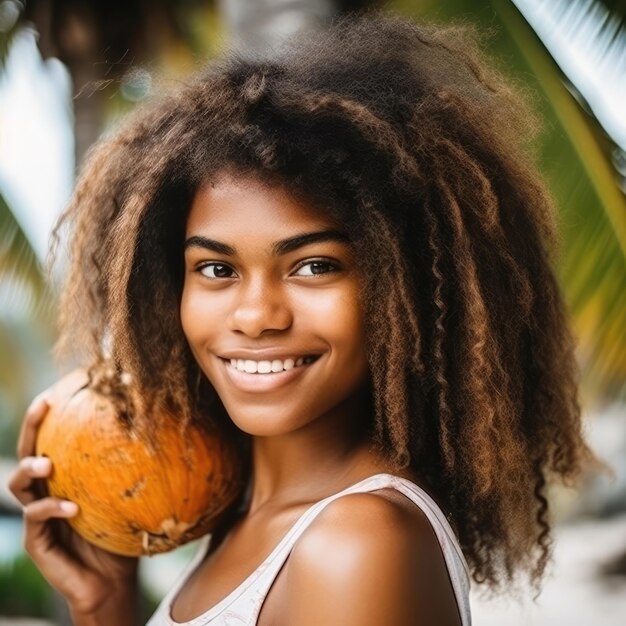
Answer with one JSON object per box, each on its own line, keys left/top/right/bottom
{"left": 51, "top": 13, "right": 597, "bottom": 591}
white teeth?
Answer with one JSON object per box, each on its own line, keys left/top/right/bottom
{"left": 227, "top": 356, "right": 315, "bottom": 374}
{"left": 257, "top": 360, "right": 272, "bottom": 373}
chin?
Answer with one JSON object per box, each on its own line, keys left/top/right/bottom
{"left": 220, "top": 402, "right": 315, "bottom": 437}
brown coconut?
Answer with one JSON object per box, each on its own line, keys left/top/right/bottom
{"left": 35, "top": 369, "right": 245, "bottom": 556}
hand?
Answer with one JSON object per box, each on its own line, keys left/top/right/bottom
{"left": 7, "top": 387, "right": 139, "bottom": 617}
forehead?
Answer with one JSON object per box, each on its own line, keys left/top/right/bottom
{"left": 186, "top": 172, "right": 339, "bottom": 239}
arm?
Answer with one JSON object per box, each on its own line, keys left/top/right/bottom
{"left": 69, "top": 581, "right": 138, "bottom": 626}
{"left": 281, "top": 492, "right": 462, "bottom": 626}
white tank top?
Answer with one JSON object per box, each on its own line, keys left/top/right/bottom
{"left": 145, "top": 473, "right": 472, "bottom": 625}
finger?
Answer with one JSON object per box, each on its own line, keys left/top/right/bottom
{"left": 16, "top": 395, "right": 50, "bottom": 459}
{"left": 20, "top": 505, "right": 97, "bottom": 612}
{"left": 23, "top": 497, "right": 79, "bottom": 526}
{"left": 21, "top": 499, "right": 90, "bottom": 598}
{"left": 7, "top": 456, "right": 53, "bottom": 505}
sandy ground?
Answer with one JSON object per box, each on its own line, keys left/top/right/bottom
{"left": 470, "top": 514, "right": 626, "bottom": 625}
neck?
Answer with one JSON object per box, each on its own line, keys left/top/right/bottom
{"left": 245, "top": 394, "right": 387, "bottom": 514}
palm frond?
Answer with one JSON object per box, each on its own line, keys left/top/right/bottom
{"left": 391, "top": 0, "right": 626, "bottom": 401}
{"left": 0, "top": 191, "right": 53, "bottom": 322}
{"left": 495, "top": 0, "right": 626, "bottom": 401}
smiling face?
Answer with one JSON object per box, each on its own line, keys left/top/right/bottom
{"left": 180, "top": 172, "right": 371, "bottom": 438}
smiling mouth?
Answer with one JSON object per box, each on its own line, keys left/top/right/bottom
{"left": 222, "top": 355, "right": 321, "bottom": 374}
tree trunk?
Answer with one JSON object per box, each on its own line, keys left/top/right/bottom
{"left": 71, "top": 60, "right": 105, "bottom": 168}
{"left": 218, "top": 0, "right": 339, "bottom": 56}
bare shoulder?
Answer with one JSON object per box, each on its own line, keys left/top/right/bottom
{"left": 282, "top": 491, "right": 462, "bottom": 626}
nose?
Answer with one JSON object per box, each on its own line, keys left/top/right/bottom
{"left": 227, "top": 277, "right": 293, "bottom": 337}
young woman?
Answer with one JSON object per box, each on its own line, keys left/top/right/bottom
{"left": 8, "top": 14, "right": 596, "bottom": 626}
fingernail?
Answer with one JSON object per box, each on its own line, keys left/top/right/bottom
{"left": 31, "top": 457, "right": 50, "bottom": 473}
{"left": 60, "top": 501, "right": 78, "bottom": 514}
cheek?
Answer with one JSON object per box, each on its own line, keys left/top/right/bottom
{"left": 305, "top": 285, "right": 367, "bottom": 364}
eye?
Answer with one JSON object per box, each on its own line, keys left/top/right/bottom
{"left": 197, "top": 263, "right": 237, "bottom": 279}
{"left": 292, "top": 259, "right": 339, "bottom": 277}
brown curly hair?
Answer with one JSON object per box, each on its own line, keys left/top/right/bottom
{"left": 50, "top": 13, "right": 597, "bottom": 592}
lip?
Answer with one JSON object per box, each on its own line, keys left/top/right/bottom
{"left": 219, "top": 348, "right": 320, "bottom": 360}
{"left": 217, "top": 355, "right": 320, "bottom": 393}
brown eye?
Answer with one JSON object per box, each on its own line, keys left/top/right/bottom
{"left": 199, "top": 263, "right": 236, "bottom": 279}
{"left": 293, "top": 260, "right": 339, "bottom": 276}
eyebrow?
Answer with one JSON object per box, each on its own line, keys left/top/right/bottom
{"left": 184, "top": 236, "right": 235, "bottom": 256}
{"left": 274, "top": 230, "right": 349, "bottom": 255}
{"left": 184, "top": 230, "right": 349, "bottom": 256}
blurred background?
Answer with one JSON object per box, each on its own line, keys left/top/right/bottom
{"left": 0, "top": 0, "right": 624, "bottom": 624}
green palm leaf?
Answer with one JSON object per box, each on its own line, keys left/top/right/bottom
{"left": 0, "top": 191, "right": 51, "bottom": 320}
{"left": 0, "top": 190, "right": 55, "bottom": 422}
{"left": 393, "top": 0, "right": 626, "bottom": 402}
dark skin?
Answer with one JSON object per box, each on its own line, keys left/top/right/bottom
{"left": 8, "top": 171, "right": 461, "bottom": 626}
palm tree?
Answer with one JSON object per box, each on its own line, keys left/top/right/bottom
{"left": 16, "top": 0, "right": 366, "bottom": 163}
{"left": 19, "top": 0, "right": 223, "bottom": 164}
